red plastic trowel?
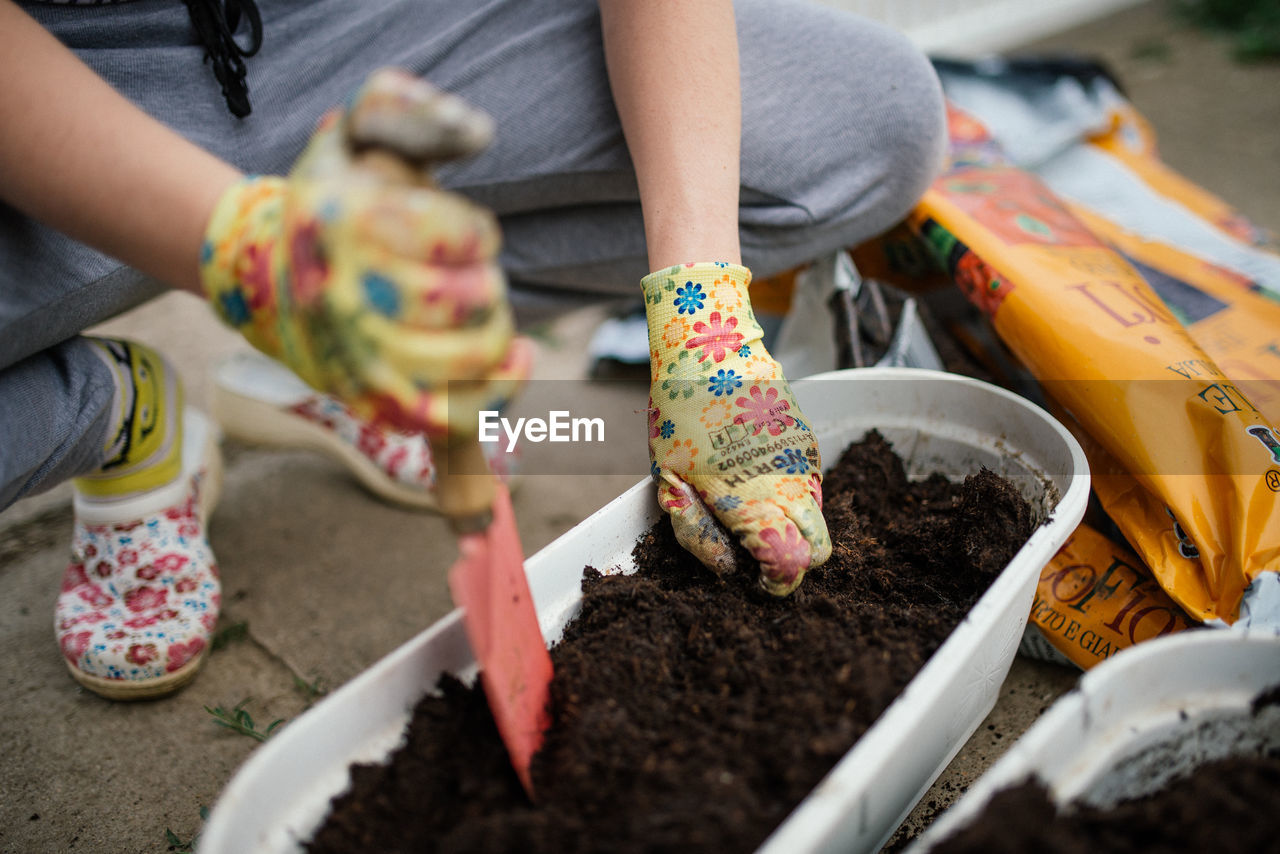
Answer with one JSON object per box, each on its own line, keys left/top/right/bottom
{"left": 345, "top": 71, "right": 552, "bottom": 797}
{"left": 430, "top": 437, "right": 553, "bottom": 799}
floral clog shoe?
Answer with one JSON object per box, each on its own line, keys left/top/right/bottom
{"left": 55, "top": 408, "right": 222, "bottom": 700}
{"left": 212, "top": 350, "right": 519, "bottom": 509}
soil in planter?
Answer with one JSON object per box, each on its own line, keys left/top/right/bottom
{"left": 306, "top": 431, "right": 1035, "bottom": 854}
{"left": 924, "top": 752, "right": 1280, "bottom": 854}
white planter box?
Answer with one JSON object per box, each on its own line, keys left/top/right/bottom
{"left": 907, "top": 629, "right": 1280, "bottom": 852}
{"left": 201, "top": 367, "right": 1089, "bottom": 854}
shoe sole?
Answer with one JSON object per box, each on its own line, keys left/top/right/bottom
{"left": 66, "top": 651, "right": 207, "bottom": 701}
{"left": 212, "top": 381, "right": 442, "bottom": 512}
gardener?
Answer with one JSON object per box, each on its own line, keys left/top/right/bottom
{"left": 0, "top": 0, "right": 946, "bottom": 699}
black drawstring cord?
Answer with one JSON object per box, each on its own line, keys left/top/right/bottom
{"left": 181, "top": 0, "right": 263, "bottom": 118}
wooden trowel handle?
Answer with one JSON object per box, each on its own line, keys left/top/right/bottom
{"left": 429, "top": 436, "right": 496, "bottom": 533}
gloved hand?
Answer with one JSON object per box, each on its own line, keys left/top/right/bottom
{"left": 644, "top": 262, "right": 832, "bottom": 595}
{"left": 200, "top": 69, "right": 528, "bottom": 436}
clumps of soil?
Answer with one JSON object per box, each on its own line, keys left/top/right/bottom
{"left": 925, "top": 753, "right": 1280, "bottom": 854}
{"left": 1251, "top": 684, "right": 1280, "bottom": 715}
{"left": 306, "top": 431, "right": 1035, "bottom": 854}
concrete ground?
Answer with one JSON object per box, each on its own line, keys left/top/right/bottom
{"left": 1, "top": 1, "right": 1276, "bottom": 851}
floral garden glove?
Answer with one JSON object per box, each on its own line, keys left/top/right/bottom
{"left": 200, "top": 69, "right": 528, "bottom": 437}
{"left": 644, "top": 262, "right": 832, "bottom": 595}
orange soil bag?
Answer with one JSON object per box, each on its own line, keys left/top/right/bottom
{"left": 1032, "top": 522, "right": 1198, "bottom": 669}
{"left": 910, "top": 105, "right": 1280, "bottom": 625}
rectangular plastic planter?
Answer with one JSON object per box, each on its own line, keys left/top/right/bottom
{"left": 201, "top": 367, "right": 1090, "bottom": 854}
{"left": 906, "top": 628, "right": 1280, "bottom": 852}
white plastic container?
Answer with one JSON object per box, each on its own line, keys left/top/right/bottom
{"left": 200, "top": 368, "right": 1090, "bottom": 854}
{"left": 906, "top": 629, "right": 1280, "bottom": 853}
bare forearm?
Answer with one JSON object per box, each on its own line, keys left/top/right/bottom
{"left": 0, "top": 0, "right": 241, "bottom": 294}
{"left": 598, "top": 0, "right": 742, "bottom": 270}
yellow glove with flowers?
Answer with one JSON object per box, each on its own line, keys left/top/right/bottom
{"left": 200, "top": 69, "right": 528, "bottom": 436}
{"left": 644, "top": 262, "right": 832, "bottom": 595}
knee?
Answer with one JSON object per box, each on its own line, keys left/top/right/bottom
{"left": 805, "top": 19, "right": 947, "bottom": 239}
{"left": 740, "top": 6, "right": 947, "bottom": 249}
{"left": 857, "top": 25, "right": 949, "bottom": 234}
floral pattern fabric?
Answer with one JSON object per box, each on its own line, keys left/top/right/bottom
{"left": 56, "top": 465, "right": 219, "bottom": 684}
{"left": 643, "top": 262, "right": 831, "bottom": 595}
{"left": 291, "top": 396, "right": 436, "bottom": 487}
{"left": 200, "top": 69, "right": 528, "bottom": 438}
{"left": 287, "top": 393, "right": 520, "bottom": 486}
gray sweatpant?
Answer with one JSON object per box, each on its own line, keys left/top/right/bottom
{"left": 1, "top": 0, "right": 946, "bottom": 508}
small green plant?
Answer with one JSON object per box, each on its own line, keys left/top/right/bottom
{"left": 1130, "top": 36, "right": 1174, "bottom": 61}
{"left": 164, "top": 828, "right": 193, "bottom": 853}
{"left": 164, "top": 806, "right": 209, "bottom": 852}
{"left": 521, "top": 319, "right": 560, "bottom": 346}
{"left": 293, "top": 673, "right": 330, "bottom": 707}
{"left": 1175, "top": 0, "right": 1280, "bottom": 61}
{"left": 205, "top": 698, "right": 285, "bottom": 742}
{"left": 209, "top": 619, "right": 250, "bottom": 651}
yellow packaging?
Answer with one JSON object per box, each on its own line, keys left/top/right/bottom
{"left": 1033, "top": 522, "right": 1197, "bottom": 669}
{"left": 1060, "top": 117, "right": 1280, "bottom": 626}
{"left": 748, "top": 267, "right": 800, "bottom": 315}
{"left": 1056, "top": 407, "right": 1229, "bottom": 625}
{"left": 910, "top": 105, "right": 1280, "bottom": 624}
{"left": 1089, "top": 103, "right": 1277, "bottom": 251}
{"left": 1069, "top": 208, "right": 1280, "bottom": 421}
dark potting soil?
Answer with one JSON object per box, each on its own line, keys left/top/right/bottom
{"left": 306, "top": 431, "right": 1035, "bottom": 854}
{"left": 925, "top": 753, "right": 1280, "bottom": 854}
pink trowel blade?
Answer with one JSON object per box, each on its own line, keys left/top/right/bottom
{"left": 446, "top": 482, "right": 553, "bottom": 799}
